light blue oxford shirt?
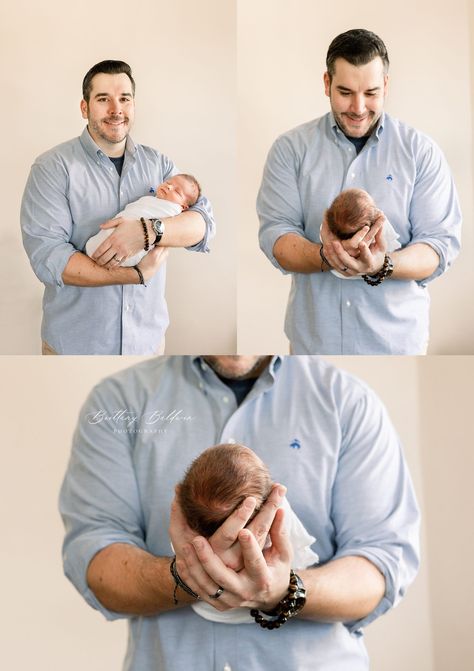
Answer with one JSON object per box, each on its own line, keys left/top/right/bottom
{"left": 59, "top": 355, "right": 420, "bottom": 671}
{"left": 257, "top": 113, "right": 461, "bottom": 354}
{"left": 21, "top": 128, "right": 215, "bottom": 354}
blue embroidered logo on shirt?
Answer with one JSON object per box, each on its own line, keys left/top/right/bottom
{"left": 290, "top": 439, "right": 301, "bottom": 450}
{"left": 149, "top": 187, "right": 156, "bottom": 193}
{"left": 386, "top": 174, "right": 393, "bottom": 181}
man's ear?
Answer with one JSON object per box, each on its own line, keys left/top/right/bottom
{"left": 323, "top": 71, "right": 331, "bottom": 97}
{"left": 80, "top": 99, "right": 88, "bottom": 120}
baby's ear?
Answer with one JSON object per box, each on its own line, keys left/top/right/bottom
{"left": 182, "top": 204, "right": 189, "bottom": 211}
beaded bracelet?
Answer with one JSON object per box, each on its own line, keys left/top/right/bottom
{"left": 140, "top": 217, "right": 150, "bottom": 251}
{"left": 169, "top": 556, "right": 200, "bottom": 605}
{"left": 250, "top": 570, "right": 303, "bottom": 630}
{"left": 362, "top": 254, "right": 394, "bottom": 286}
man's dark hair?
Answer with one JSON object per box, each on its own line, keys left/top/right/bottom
{"left": 326, "top": 29, "right": 389, "bottom": 80}
{"left": 82, "top": 60, "right": 135, "bottom": 102}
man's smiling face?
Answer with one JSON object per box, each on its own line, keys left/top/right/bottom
{"left": 80, "top": 72, "right": 135, "bottom": 152}
{"left": 324, "top": 56, "right": 388, "bottom": 138}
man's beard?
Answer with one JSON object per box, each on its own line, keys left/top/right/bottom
{"left": 203, "top": 356, "right": 271, "bottom": 380}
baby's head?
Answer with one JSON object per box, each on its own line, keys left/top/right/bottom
{"left": 177, "top": 443, "right": 273, "bottom": 537}
{"left": 326, "top": 188, "right": 377, "bottom": 240}
{"left": 155, "top": 173, "right": 201, "bottom": 210}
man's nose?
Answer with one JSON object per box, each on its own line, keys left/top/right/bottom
{"left": 108, "top": 100, "right": 123, "bottom": 115}
{"left": 350, "top": 94, "right": 366, "bottom": 116}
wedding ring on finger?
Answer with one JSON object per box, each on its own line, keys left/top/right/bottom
{"left": 209, "top": 586, "right": 224, "bottom": 599}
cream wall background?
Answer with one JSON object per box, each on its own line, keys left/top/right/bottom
{"left": 238, "top": 0, "right": 474, "bottom": 354}
{"left": 0, "top": 0, "right": 236, "bottom": 354}
{"left": 1, "top": 355, "right": 473, "bottom": 670}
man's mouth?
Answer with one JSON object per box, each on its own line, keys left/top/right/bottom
{"left": 104, "top": 118, "right": 128, "bottom": 126}
{"left": 345, "top": 114, "right": 369, "bottom": 122}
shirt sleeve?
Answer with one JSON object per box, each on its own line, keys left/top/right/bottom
{"left": 21, "top": 157, "right": 79, "bottom": 288}
{"left": 162, "top": 161, "right": 216, "bottom": 254}
{"left": 59, "top": 379, "right": 147, "bottom": 621}
{"left": 409, "top": 139, "right": 462, "bottom": 286}
{"left": 257, "top": 135, "right": 307, "bottom": 274}
{"left": 331, "top": 382, "right": 420, "bottom": 634}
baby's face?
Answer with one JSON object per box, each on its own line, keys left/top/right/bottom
{"left": 156, "top": 176, "right": 196, "bottom": 209}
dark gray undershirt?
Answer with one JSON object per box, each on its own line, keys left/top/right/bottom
{"left": 217, "top": 374, "right": 257, "bottom": 405}
{"left": 109, "top": 155, "right": 125, "bottom": 176}
{"left": 346, "top": 135, "right": 369, "bottom": 154}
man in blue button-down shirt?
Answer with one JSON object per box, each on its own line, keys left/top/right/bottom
{"left": 257, "top": 29, "right": 461, "bottom": 354}
{"left": 60, "top": 355, "right": 420, "bottom": 671}
{"left": 21, "top": 60, "right": 215, "bottom": 355}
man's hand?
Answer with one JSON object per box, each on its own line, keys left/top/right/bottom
{"left": 92, "top": 217, "right": 148, "bottom": 266}
{"left": 180, "top": 507, "right": 293, "bottom": 613}
{"left": 208, "top": 484, "right": 287, "bottom": 570}
{"left": 137, "top": 246, "right": 169, "bottom": 282}
{"left": 321, "top": 211, "right": 386, "bottom": 276}
{"left": 169, "top": 484, "right": 286, "bottom": 571}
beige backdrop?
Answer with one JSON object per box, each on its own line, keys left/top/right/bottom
{"left": 1, "top": 355, "right": 473, "bottom": 670}
{"left": 237, "top": 0, "right": 474, "bottom": 354}
{"left": 0, "top": 0, "right": 236, "bottom": 354}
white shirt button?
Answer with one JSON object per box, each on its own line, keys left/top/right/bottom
{"left": 223, "top": 665, "right": 232, "bottom": 671}
{"left": 227, "top": 438, "right": 236, "bottom": 444}
{"left": 351, "top": 172, "right": 355, "bottom": 178}
{"left": 201, "top": 362, "right": 207, "bottom": 371}
{"left": 222, "top": 396, "right": 230, "bottom": 404}
{"left": 346, "top": 300, "right": 351, "bottom": 307}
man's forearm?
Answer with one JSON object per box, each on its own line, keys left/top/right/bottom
{"left": 157, "top": 210, "right": 206, "bottom": 248}
{"left": 391, "top": 242, "right": 440, "bottom": 281}
{"left": 273, "top": 233, "right": 323, "bottom": 273}
{"left": 298, "top": 556, "right": 385, "bottom": 622}
{"left": 87, "top": 543, "right": 195, "bottom": 615}
{"left": 62, "top": 251, "right": 140, "bottom": 287}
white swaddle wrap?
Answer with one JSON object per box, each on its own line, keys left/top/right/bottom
{"left": 85, "top": 196, "right": 181, "bottom": 267}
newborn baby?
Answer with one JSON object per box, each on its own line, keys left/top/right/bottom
{"left": 177, "top": 443, "right": 319, "bottom": 624}
{"left": 85, "top": 173, "right": 200, "bottom": 267}
{"left": 324, "top": 188, "right": 400, "bottom": 279}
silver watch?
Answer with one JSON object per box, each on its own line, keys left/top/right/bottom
{"left": 149, "top": 218, "right": 165, "bottom": 245}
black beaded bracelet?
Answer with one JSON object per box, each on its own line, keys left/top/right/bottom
{"left": 140, "top": 217, "right": 150, "bottom": 251}
{"left": 250, "top": 570, "right": 305, "bottom": 630}
{"left": 133, "top": 265, "right": 146, "bottom": 287}
{"left": 170, "top": 556, "right": 200, "bottom": 604}
{"left": 362, "top": 254, "right": 394, "bottom": 286}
